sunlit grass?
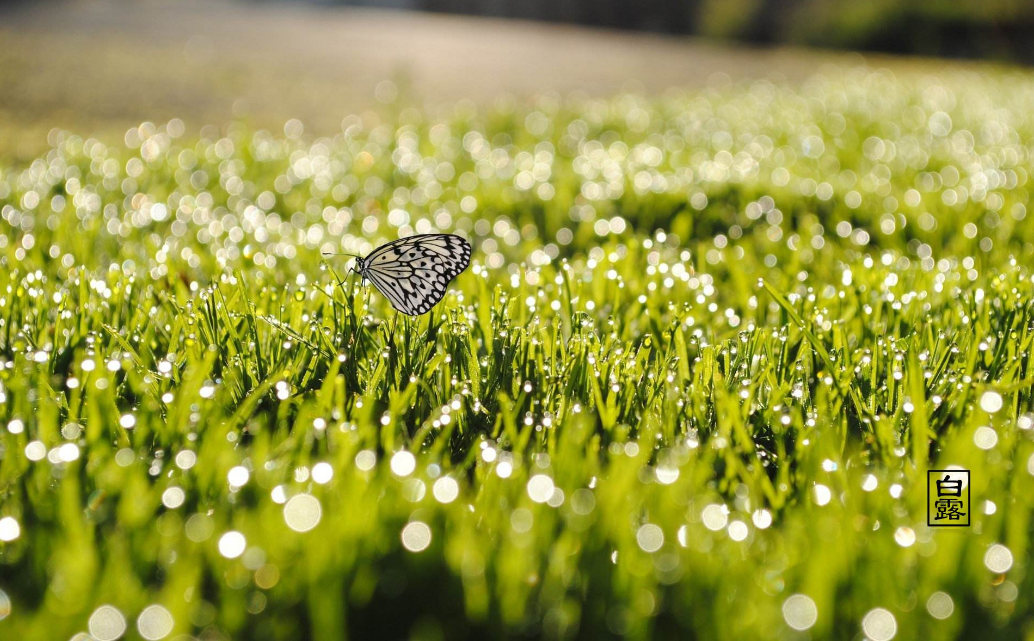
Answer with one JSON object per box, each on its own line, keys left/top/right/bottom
{"left": 0, "top": 66, "right": 1033, "bottom": 640}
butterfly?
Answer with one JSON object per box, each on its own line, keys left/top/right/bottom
{"left": 342, "top": 234, "right": 472, "bottom": 316}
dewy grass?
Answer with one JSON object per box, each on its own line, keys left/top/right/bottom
{"left": 0, "top": 66, "right": 1033, "bottom": 640}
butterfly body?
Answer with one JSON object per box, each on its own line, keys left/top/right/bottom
{"left": 354, "top": 233, "right": 472, "bottom": 316}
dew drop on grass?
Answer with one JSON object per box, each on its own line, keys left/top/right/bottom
{"left": 283, "top": 494, "right": 322, "bottom": 533}
{"left": 980, "top": 390, "right": 1003, "bottom": 413}
{"left": 311, "top": 462, "right": 333, "bottom": 484}
{"left": 227, "top": 466, "right": 250, "bottom": 487}
{"left": 218, "top": 531, "right": 247, "bottom": 558}
{"left": 175, "top": 451, "right": 197, "bottom": 470}
{"left": 527, "top": 474, "right": 555, "bottom": 503}
{"left": 136, "top": 605, "right": 174, "bottom": 641}
{"left": 926, "top": 592, "right": 954, "bottom": 619}
{"left": 0, "top": 517, "right": 20, "bottom": 542}
{"left": 401, "top": 521, "right": 432, "bottom": 552}
{"left": 655, "top": 464, "right": 679, "bottom": 485}
{"left": 861, "top": 608, "right": 897, "bottom": 641}
{"left": 58, "top": 443, "right": 80, "bottom": 463}
{"left": 973, "top": 426, "right": 998, "bottom": 450}
{"left": 782, "top": 594, "right": 817, "bottom": 630}
{"left": 161, "top": 487, "right": 185, "bottom": 509}
{"left": 185, "top": 514, "right": 214, "bottom": 542}
{"left": 813, "top": 484, "right": 832, "bottom": 506}
{"left": 727, "top": 521, "right": 749, "bottom": 542}
{"left": 861, "top": 474, "right": 878, "bottom": 491}
{"left": 567, "top": 487, "right": 594, "bottom": 515}
{"left": 89, "top": 605, "right": 127, "bottom": 641}
{"left": 24, "top": 441, "right": 46, "bottom": 461}
{"left": 893, "top": 527, "right": 915, "bottom": 547}
{"left": 636, "top": 524, "right": 664, "bottom": 552}
{"left": 751, "top": 509, "right": 772, "bottom": 529}
{"left": 355, "top": 450, "right": 376, "bottom": 471}
{"left": 511, "top": 508, "right": 534, "bottom": 533}
{"left": 701, "top": 504, "right": 728, "bottom": 531}
{"left": 433, "top": 476, "right": 459, "bottom": 504}
{"left": 390, "top": 451, "right": 416, "bottom": 477}
{"left": 984, "top": 544, "right": 1013, "bottom": 573}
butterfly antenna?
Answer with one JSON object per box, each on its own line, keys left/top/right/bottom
{"left": 322, "top": 251, "right": 362, "bottom": 259}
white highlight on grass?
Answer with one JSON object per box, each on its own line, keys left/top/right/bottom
{"left": 433, "top": 476, "right": 459, "bottom": 504}
{"left": 89, "top": 605, "right": 127, "bottom": 641}
{"left": 527, "top": 474, "right": 555, "bottom": 503}
{"left": 571, "top": 489, "right": 595, "bottom": 515}
{"left": 984, "top": 544, "right": 1013, "bottom": 573}
{"left": 973, "top": 426, "right": 998, "bottom": 450}
{"left": 511, "top": 508, "right": 534, "bottom": 533}
{"left": 136, "top": 605, "right": 174, "bottom": 640}
{"left": 401, "top": 479, "right": 426, "bottom": 502}
{"left": 175, "top": 450, "right": 197, "bottom": 470}
{"left": 390, "top": 451, "right": 416, "bottom": 477}
{"left": 184, "top": 515, "right": 214, "bottom": 542}
{"left": 311, "top": 462, "right": 334, "bottom": 485}
{"left": 355, "top": 450, "right": 376, "bottom": 471}
{"left": 727, "top": 520, "right": 749, "bottom": 542}
{"left": 980, "top": 390, "right": 1003, "bottom": 413}
{"left": 861, "top": 474, "right": 878, "bottom": 492}
{"left": 283, "top": 494, "right": 322, "bottom": 532}
{"left": 218, "top": 531, "right": 247, "bottom": 558}
{"left": 676, "top": 525, "right": 689, "bottom": 547}
{"left": 781, "top": 594, "right": 817, "bottom": 630}
{"left": 636, "top": 524, "right": 664, "bottom": 552}
{"left": 893, "top": 526, "right": 915, "bottom": 547}
{"left": 701, "top": 504, "right": 729, "bottom": 531}
{"left": 546, "top": 488, "right": 565, "bottom": 508}
{"left": 161, "top": 487, "right": 185, "bottom": 509}
{"left": 58, "top": 443, "right": 80, "bottom": 462}
{"left": 401, "top": 521, "right": 432, "bottom": 552}
{"left": 24, "top": 441, "right": 46, "bottom": 461}
{"left": 861, "top": 608, "right": 897, "bottom": 641}
{"left": 813, "top": 484, "right": 832, "bottom": 506}
{"left": 227, "top": 466, "right": 250, "bottom": 487}
{"left": 0, "top": 517, "right": 20, "bottom": 542}
{"left": 655, "top": 465, "right": 679, "bottom": 485}
{"left": 926, "top": 592, "right": 954, "bottom": 619}
{"left": 751, "top": 509, "right": 773, "bottom": 529}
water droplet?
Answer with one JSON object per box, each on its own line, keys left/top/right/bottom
{"left": 782, "top": 594, "right": 817, "bottom": 630}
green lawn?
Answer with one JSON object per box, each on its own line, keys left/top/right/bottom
{"left": 0, "top": 65, "right": 1033, "bottom": 640}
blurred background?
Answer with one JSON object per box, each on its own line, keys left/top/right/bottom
{"left": 309, "top": 0, "right": 1034, "bottom": 61}
{"left": 1, "top": 0, "right": 1025, "bottom": 161}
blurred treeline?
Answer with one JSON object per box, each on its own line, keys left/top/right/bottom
{"left": 295, "top": 0, "right": 1034, "bottom": 62}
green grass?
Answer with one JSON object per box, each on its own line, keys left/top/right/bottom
{"left": 1, "top": 65, "right": 1034, "bottom": 640}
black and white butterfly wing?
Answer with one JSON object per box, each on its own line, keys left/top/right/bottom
{"left": 360, "top": 234, "right": 472, "bottom": 315}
